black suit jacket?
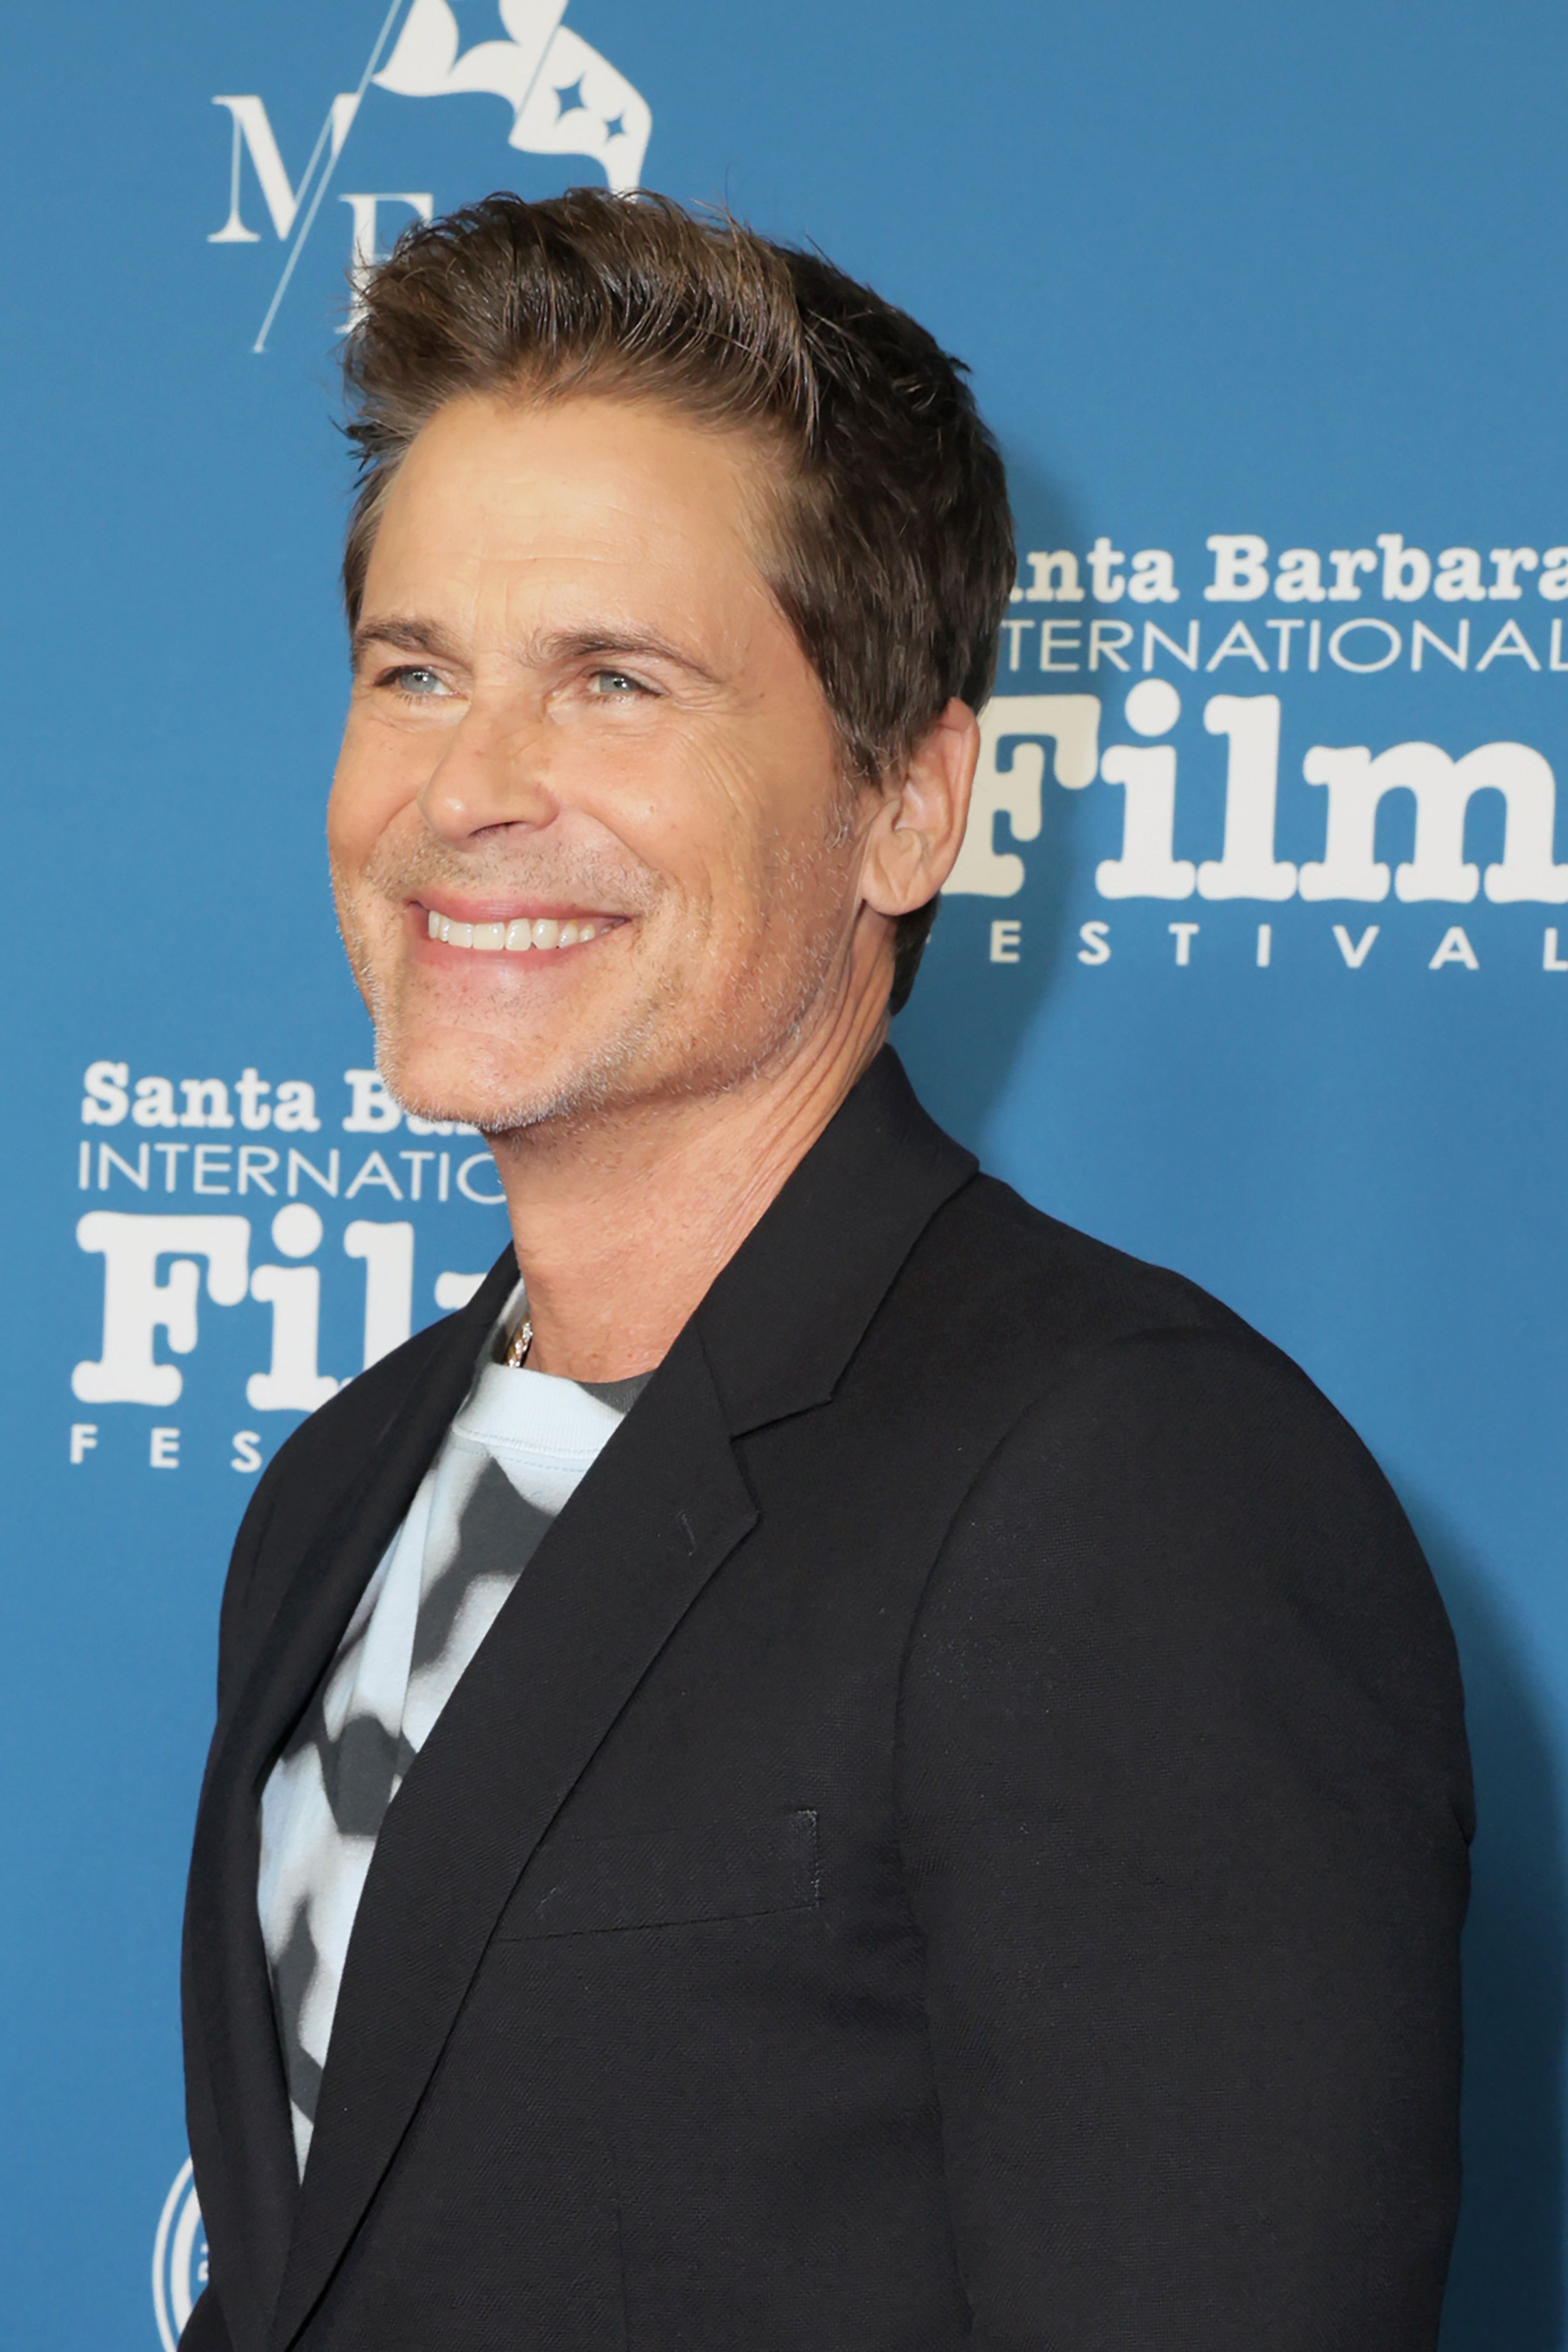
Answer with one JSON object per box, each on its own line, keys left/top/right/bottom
{"left": 181, "top": 1049, "right": 1472, "bottom": 2352}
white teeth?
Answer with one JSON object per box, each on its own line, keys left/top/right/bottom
{"left": 433, "top": 912, "right": 606, "bottom": 953}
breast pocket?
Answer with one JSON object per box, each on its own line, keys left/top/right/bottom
{"left": 494, "top": 1808, "right": 820, "bottom": 1940}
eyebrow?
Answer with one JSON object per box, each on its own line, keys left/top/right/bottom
{"left": 546, "top": 626, "right": 722, "bottom": 685}
{"left": 351, "top": 614, "right": 722, "bottom": 686}
{"left": 350, "top": 615, "right": 465, "bottom": 671}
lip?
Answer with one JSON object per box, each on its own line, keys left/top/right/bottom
{"left": 410, "top": 894, "right": 624, "bottom": 927}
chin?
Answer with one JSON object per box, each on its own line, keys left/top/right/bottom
{"left": 378, "top": 1021, "right": 643, "bottom": 1138}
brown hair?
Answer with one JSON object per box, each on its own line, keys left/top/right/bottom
{"left": 341, "top": 189, "right": 1015, "bottom": 1013}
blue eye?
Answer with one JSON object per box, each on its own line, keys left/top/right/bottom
{"left": 391, "top": 666, "right": 446, "bottom": 695}
{"left": 590, "top": 670, "right": 644, "bottom": 697}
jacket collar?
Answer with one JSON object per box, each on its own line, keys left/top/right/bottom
{"left": 695, "top": 1045, "right": 976, "bottom": 1433}
{"left": 193, "top": 1046, "right": 973, "bottom": 2349}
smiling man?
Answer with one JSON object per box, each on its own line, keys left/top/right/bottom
{"left": 180, "top": 192, "right": 1472, "bottom": 2352}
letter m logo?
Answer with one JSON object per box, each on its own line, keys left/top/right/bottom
{"left": 209, "top": 94, "right": 360, "bottom": 243}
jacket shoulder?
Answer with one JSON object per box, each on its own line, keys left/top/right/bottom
{"left": 898, "top": 1173, "right": 1411, "bottom": 1548}
{"left": 924, "top": 1171, "right": 1250, "bottom": 1365}
{"left": 899, "top": 1184, "right": 1472, "bottom": 1833}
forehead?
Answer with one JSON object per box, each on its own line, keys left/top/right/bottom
{"left": 363, "top": 390, "right": 783, "bottom": 619}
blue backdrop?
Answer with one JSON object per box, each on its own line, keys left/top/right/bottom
{"left": 2, "top": 3, "right": 1563, "bottom": 2342}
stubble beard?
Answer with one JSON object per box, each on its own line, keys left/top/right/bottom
{"left": 336, "top": 820, "right": 860, "bottom": 1143}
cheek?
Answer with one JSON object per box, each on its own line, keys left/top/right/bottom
{"left": 628, "top": 736, "right": 805, "bottom": 917}
{"left": 328, "top": 724, "right": 410, "bottom": 872}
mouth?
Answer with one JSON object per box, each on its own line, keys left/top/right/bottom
{"left": 415, "top": 902, "right": 627, "bottom": 956}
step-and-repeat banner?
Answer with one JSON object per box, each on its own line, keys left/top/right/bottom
{"left": 2, "top": 3, "right": 1564, "bottom": 2343}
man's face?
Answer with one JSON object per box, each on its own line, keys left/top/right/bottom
{"left": 328, "top": 389, "right": 873, "bottom": 1134}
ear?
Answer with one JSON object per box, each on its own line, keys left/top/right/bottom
{"left": 858, "top": 698, "right": 981, "bottom": 920}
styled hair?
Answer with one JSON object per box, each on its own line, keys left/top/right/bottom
{"left": 340, "top": 189, "right": 1015, "bottom": 1013}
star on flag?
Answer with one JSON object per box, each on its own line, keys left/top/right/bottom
{"left": 374, "top": 0, "right": 652, "bottom": 191}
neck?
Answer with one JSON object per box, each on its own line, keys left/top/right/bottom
{"left": 489, "top": 981, "right": 890, "bottom": 1383}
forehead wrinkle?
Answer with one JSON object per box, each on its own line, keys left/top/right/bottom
{"left": 367, "top": 403, "right": 799, "bottom": 692}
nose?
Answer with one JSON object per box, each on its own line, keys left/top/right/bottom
{"left": 417, "top": 695, "right": 561, "bottom": 846}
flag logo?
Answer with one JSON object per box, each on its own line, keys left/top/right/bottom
{"left": 375, "top": 0, "right": 650, "bottom": 189}
{"left": 211, "top": 0, "right": 652, "bottom": 351}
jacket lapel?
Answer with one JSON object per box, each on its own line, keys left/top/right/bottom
{"left": 260, "top": 1047, "right": 975, "bottom": 2348}
{"left": 695, "top": 1046, "right": 976, "bottom": 1432}
{"left": 269, "top": 1325, "right": 758, "bottom": 2350}
{"left": 185, "top": 1256, "right": 519, "bottom": 2352}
